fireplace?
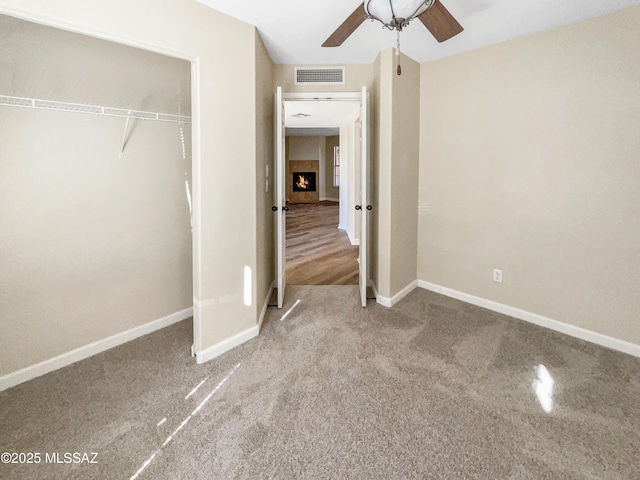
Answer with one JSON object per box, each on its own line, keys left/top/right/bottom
{"left": 292, "top": 172, "right": 317, "bottom": 192}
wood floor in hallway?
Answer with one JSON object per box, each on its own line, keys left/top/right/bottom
{"left": 285, "top": 201, "right": 359, "bottom": 285}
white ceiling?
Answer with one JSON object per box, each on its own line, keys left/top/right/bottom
{"left": 196, "top": 0, "right": 640, "bottom": 64}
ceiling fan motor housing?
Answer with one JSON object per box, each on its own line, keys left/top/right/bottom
{"left": 365, "top": 0, "right": 435, "bottom": 30}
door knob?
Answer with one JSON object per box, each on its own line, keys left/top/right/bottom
{"left": 283, "top": 206, "right": 289, "bottom": 211}
{"left": 367, "top": 205, "right": 373, "bottom": 211}
{"left": 355, "top": 205, "right": 362, "bottom": 210}
{"left": 272, "top": 206, "right": 278, "bottom": 211}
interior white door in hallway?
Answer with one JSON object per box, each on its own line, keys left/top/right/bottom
{"left": 358, "top": 86, "right": 370, "bottom": 307}
{"left": 275, "top": 86, "right": 286, "bottom": 308}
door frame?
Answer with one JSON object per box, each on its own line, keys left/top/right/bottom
{"left": 276, "top": 90, "right": 371, "bottom": 306}
{"left": 275, "top": 87, "right": 286, "bottom": 308}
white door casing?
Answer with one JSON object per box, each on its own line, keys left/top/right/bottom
{"left": 275, "top": 86, "right": 286, "bottom": 308}
{"left": 358, "top": 86, "right": 370, "bottom": 307}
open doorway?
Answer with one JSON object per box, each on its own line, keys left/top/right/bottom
{"left": 274, "top": 88, "right": 370, "bottom": 307}
{"left": 279, "top": 94, "right": 367, "bottom": 289}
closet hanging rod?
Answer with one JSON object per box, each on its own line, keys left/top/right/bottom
{"left": 0, "top": 95, "right": 191, "bottom": 124}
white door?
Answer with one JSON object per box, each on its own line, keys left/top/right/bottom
{"left": 359, "top": 87, "right": 370, "bottom": 307}
{"left": 275, "top": 86, "right": 286, "bottom": 308}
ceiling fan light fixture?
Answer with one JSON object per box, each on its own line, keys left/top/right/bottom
{"left": 364, "top": 0, "right": 435, "bottom": 31}
{"left": 365, "top": 0, "right": 435, "bottom": 75}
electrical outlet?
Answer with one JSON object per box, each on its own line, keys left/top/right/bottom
{"left": 493, "top": 269, "right": 503, "bottom": 283}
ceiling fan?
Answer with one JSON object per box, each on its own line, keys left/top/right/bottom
{"left": 322, "top": 0, "right": 463, "bottom": 73}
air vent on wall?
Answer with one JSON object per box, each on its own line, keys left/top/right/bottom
{"left": 294, "top": 67, "right": 345, "bottom": 85}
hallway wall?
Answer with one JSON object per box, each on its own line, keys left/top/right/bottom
{"left": 373, "top": 49, "right": 420, "bottom": 302}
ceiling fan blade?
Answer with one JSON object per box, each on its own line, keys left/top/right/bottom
{"left": 322, "top": 3, "right": 367, "bottom": 47}
{"left": 418, "top": 0, "right": 463, "bottom": 43}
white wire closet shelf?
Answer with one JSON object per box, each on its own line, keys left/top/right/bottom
{"left": 0, "top": 95, "right": 191, "bottom": 124}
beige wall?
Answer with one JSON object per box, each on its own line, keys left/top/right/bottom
{"left": 418, "top": 7, "right": 640, "bottom": 345}
{"left": 0, "top": 108, "right": 192, "bottom": 376}
{"left": 325, "top": 136, "right": 340, "bottom": 201}
{"left": 369, "top": 53, "right": 381, "bottom": 291}
{"left": 374, "top": 49, "right": 420, "bottom": 299}
{"left": 274, "top": 64, "right": 374, "bottom": 93}
{"left": 0, "top": 0, "right": 262, "bottom": 371}
{"left": 288, "top": 136, "right": 322, "bottom": 161}
{"left": 255, "top": 31, "right": 274, "bottom": 317}
{"left": 389, "top": 53, "right": 420, "bottom": 295}
{"left": 374, "top": 50, "right": 392, "bottom": 297}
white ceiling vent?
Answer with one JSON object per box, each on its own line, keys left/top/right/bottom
{"left": 294, "top": 67, "right": 345, "bottom": 86}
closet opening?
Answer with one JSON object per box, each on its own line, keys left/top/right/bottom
{"left": 0, "top": 13, "right": 196, "bottom": 381}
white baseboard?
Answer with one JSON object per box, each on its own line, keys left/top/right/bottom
{"left": 0, "top": 307, "right": 193, "bottom": 392}
{"left": 418, "top": 280, "right": 640, "bottom": 359}
{"left": 377, "top": 280, "right": 418, "bottom": 308}
{"left": 195, "top": 281, "right": 275, "bottom": 365}
{"left": 322, "top": 197, "right": 339, "bottom": 202}
{"left": 196, "top": 325, "right": 259, "bottom": 365}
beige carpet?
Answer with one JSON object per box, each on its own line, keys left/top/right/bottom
{"left": 1, "top": 286, "right": 639, "bottom": 479}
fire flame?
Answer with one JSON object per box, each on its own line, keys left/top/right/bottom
{"left": 296, "top": 175, "right": 309, "bottom": 190}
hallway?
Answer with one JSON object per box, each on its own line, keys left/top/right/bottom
{"left": 285, "top": 201, "right": 359, "bottom": 285}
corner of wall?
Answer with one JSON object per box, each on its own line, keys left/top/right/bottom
{"left": 254, "top": 28, "right": 275, "bottom": 327}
